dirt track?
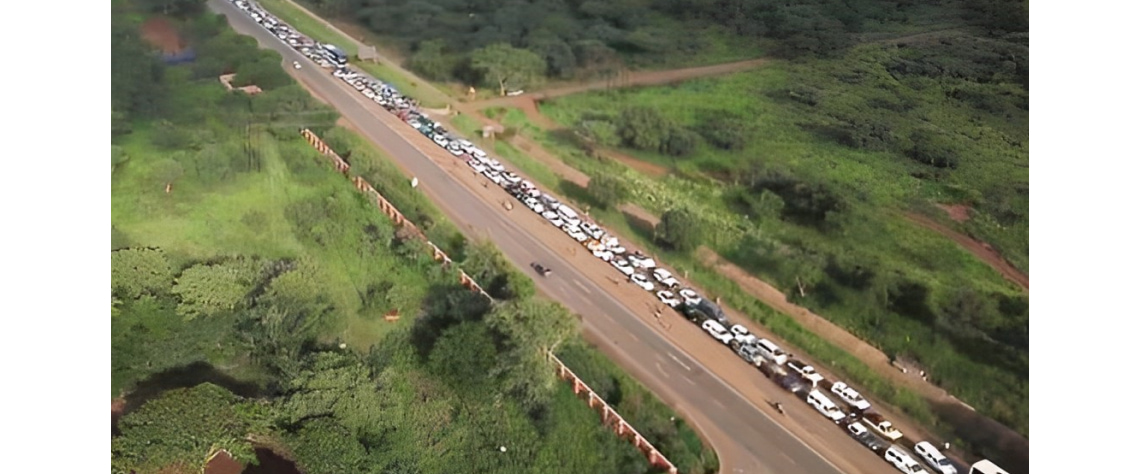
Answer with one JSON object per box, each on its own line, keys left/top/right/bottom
{"left": 904, "top": 212, "right": 1029, "bottom": 290}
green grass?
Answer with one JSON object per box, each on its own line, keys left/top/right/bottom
{"left": 256, "top": 0, "right": 358, "bottom": 57}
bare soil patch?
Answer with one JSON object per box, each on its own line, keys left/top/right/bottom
{"left": 936, "top": 203, "right": 972, "bottom": 222}
{"left": 141, "top": 16, "right": 184, "bottom": 54}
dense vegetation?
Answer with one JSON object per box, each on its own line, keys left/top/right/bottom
{"left": 534, "top": 2, "right": 1029, "bottom": 436}
{"left": 111, "top": 3, "right": 716, "bottom": 473}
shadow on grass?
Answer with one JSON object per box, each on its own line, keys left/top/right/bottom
{"left": 116, "top": 361, "right": 266, "bottom": 435}
{"left": 556, "top": 179, "right": 602, "bottom": 209}
{"left": 930, "top": 398, "right": 1029, "bottom": 474}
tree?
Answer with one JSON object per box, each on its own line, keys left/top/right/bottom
{"left": 172, "top": 259, "right": 261, "bottom": 320}
{"left": 111, "top": 383, "right": 268, "bottom": 474}
{"left": 908, "top": 130, "right": 961, "bottom": 169}
{"left": 286, "top": 418, "right": 371, "bottom": 474}
{"left": 138, "top": 0, "right": 206, "bottom": 18}
{"left": 656, "top": 207, "right": 703, "bottom": 252}
{"left": 484, "top": 299, "right": 578, "bottom": 409}
{"left": 698, "top": 112, "right": 753, "bottom": 150}
{"left": 278, "top": 352, "right": 388, "bottom": 442}
{"left": 152, "top": 158, "right": 185, "bottom": 190}
{"left": 587, "top": 174, "right": 630, "bottom": 209}
{"left": 470, "top": 43, "right": 547, "bottom": 96}
{"left": 661, "top": 127, "right": 701, "bottom": 157}
{"left": 112, "top": 248, "right": 173, "bottom": 300}
{"left": 617, "top": 106, "right": 672, "bottom": 151}
{"left": 409, "top": 39, "right": 454, "bottom": 80}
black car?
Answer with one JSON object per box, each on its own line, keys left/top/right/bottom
{"left": 776, "top": 373, "right": 809, "bottom": 395}
{"left": 844, "top": 422, "right": 891, "bottom": 454}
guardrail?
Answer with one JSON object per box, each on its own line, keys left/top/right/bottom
{"left": 298, "top": 128, "right": 679, "bottom": 474}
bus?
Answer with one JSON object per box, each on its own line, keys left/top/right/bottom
{"left": 320, "top": 43, "right": 348, "bottom": 67}
{"left": 969, "top": 460, "right": 1010, "bottom": 474}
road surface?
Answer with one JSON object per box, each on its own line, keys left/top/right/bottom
{"left": 209, "top": 2, "right": 892, "bottom": 473}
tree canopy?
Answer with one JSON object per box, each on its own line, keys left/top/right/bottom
{"left": 471, "top": 43, "right": 547, "bottom": 96}
{"left": 112, "top": 383, "right": 268, "bottom": 474}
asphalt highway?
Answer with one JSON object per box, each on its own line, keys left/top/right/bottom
{"left": 209, "top": 2, "right": 887, "bottom": 472}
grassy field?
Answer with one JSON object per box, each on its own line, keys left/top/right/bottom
{"left": 503, "top": 47, "right": 1029, "bottom": 435}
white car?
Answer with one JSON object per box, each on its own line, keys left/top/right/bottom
{"left": 568, "top": 229, "right": 589, "bottom": 243}
{"left": 651, "top": 268, "right": 673, "bottom": 283}
{"left": 807, "top": 390, "right": 848, "bottom": 423}
{"left": 830, "top": 382, "right": 872, "bottom": 411}
{"left": 786, "top": 359, "right": 825, "bottom": 385}
{"left": 913, "top": 442, "right": 956, "bottom": 474}
{"left": 433, "top": 135, "right": 450, "bottom": 148}
{"left": 678, "top": 288, "right": 701, "bottom": 305}
{"left": 362, "top": 89, "right": 375, "bottom": 99}
{"left": 542, "top": 211, "right": 565, "bottom": 227}
{"left": 630, "top": 274, "right": 655, "bottom": 291}
{"left": 447, "top": 146, "right": 464, "bottom": 156}
{"left": 656, "top": 291, "right": 681, "bottom": 308}
{"left": 456, "top": 139, "right": 475, "bottom": 153}
{"left": 483, "top": 169, "right": 505, "bottom": 185}
{"left": 471, "top": 149, "right": 488, "bottom": 161}
{"left": 522, "top": 197, "right": 541, "bottom": 211}
{"left": 730, "top": 324, "right": 750, "bottom": 339}
{"left": 701, "top": 320, "right": 734, "bottom": 344}
{"left": 292, "top": 61, "right": 301, "bottom": 69}
{"left": 627, "top": 254, "right": 656, "bottom": 270}
{"left": 612, "top": 258, "right": 635, "bottom": 276}
{"left": 885, "top": 446, "right": 930, "bottom": 474}
{"left": 592, "top": 248, "right": 614, "bottom": 261}
{"left": 486, "top": 160, "right": 506, "bottom": 172}
{"left": 468, "top": 160, "right": 487, "bottom": 173}
{"left": 501, "top": 172, "right": 522, "bottom": 185}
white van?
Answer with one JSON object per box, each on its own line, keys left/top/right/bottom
{"left": 557, "top": 205, "right": 580, "bottom": 226}
{"left": 754, "top": 338, "right": 788, "bottom": 365}
{"left": 913, "top": 442, "right": 957, "bottom": 474}
{"left": 806, "top": 390, "right": 846, "bottom": 423}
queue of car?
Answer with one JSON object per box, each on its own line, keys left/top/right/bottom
{"left": 229, "top": 1, "right": 988, "bottom": 473}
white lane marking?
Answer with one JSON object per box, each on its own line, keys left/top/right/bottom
{"left": 572, "top": 279, "right": 592, "bottom": 295}
{"left": 667, "top": 353, "right": 692, "bottom": 371}
{"left": 655, "top": 362, "right": 671, "bottom": 379}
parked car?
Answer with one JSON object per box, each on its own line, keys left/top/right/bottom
{"left": 806, "top": 390, "right": 847, "bottom": 423}
{"left": 678, "top": 288, "right": 701, "bottom": 305}
{"left": 786, "top": 359, "right": 825, "bottom": 385}
{"left": 701, "top": 320, "right": 734, "bottom": 345}
{"left": 885, "top": 446, "right": 929, "bottom": 474}
{"left": 612, "top": 258, "right": 635, "bottom": 276}
{"left": 542, "top": 211, "right": 565, "bottom": 227}
{"left": 830, "top": 381, "right": 872, "bottom": 411}
{"left": 913, "top": 442, "right": 957, "bottom": 474}
{"left": 776, "top": 373, "right": 809, "bottom": 394}
{"left": 862, "top": 412, "right": 904, "bottom": 441}
{"left": 652, "top": 268, "right": 681, "bottom": 288}
{"left": 656, "top": 291, "right": 681, "bottom": 308}
{"left": 627, "top": 253, "right": 656, "bottom": 269}
{"left": 754, "top": 338, "right": 789, "bottom": 365}
{"left": 846, "top": 422, "right": 890, "bottom": 454}
{"left": 630, "top": 273, "right": 655, "bottom": 291}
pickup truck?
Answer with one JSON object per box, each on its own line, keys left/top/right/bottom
{"left": 845, "top": 421, "right": 891, "bottom": 454}
{"left": 861, "top": 412, "right": 903, "bottom": 441}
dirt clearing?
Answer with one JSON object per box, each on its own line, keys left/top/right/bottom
{"left": 140, "top": 16, "right": 184, "bottom": 54}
